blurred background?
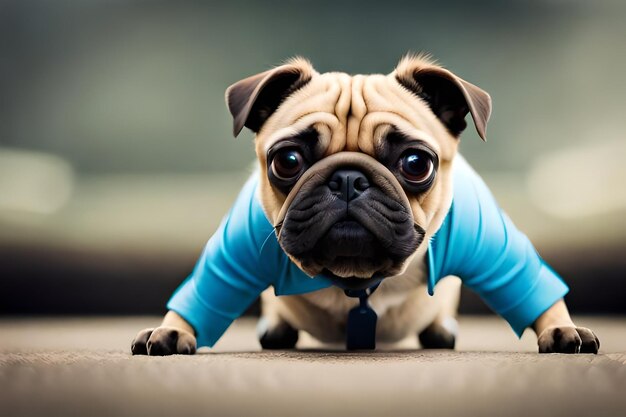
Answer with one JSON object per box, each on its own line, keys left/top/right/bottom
{"left": 1, "top": 0, "right": 625, "bottom": 317}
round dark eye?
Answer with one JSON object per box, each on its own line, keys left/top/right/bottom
{"left": 399, "top": 150, "right": 434, "bottom": 184}
{"left": 271, "top": 149, "right": 304, "bottom": 180}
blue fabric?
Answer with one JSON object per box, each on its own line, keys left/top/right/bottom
{"left": 167, "top": 157, "right": 568, "bottom": 347}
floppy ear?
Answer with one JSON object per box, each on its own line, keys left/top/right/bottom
{"left": 394, "top": 55, "right": 492, "bottom": 141}
{"left": 225, "top": 58, "right": 315, "bottom": 137}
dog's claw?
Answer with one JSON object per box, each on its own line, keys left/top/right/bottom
{"left": 538, "top": 326, "right": 599, "bottom": 354}
{"left": 575, "top": 327, "right": 600, "bottom": 353}
{"left": 131, "top": 328, "right": 154, "bottom": 355}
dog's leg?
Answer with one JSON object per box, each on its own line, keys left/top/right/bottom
{"left": 533, "top": 299, "right": 599, "bottom": 354}
{"left": 258, "top": 289, "right": 299, "bottom": 349}
{"left": 418, "top": 276, "right": 460, "bottom": 349}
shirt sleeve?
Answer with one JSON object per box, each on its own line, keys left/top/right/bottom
{"left": 435, "top": 156, "right": 569, "bottom": 337}
{"left": 166, "top": 174, "right": 275, "bottom": 348}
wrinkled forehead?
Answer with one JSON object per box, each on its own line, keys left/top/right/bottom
{"left": 257, "top": 71, "right": 456, "bottom": 160}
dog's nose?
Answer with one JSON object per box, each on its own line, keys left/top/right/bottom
{"left": 328, "top": 169, "right": 370, "bottom": 202}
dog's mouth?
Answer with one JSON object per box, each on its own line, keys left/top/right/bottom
{"left": 304, "top": 220, "right": 393, "bottom": 278}
{"left": 318, "top": 220, "right": 382, "bottom": 258}
{"left": 289, "top": 216, "right": 424, "bottom": 281}
{"left": 278, "top": 188, "right": 425, "bottom": 279}
{"left": 321, "top": 268, "right": 386, "bottom": 291}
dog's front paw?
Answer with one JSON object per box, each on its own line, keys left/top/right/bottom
{"left": 537, "top": 326, "right": 599, "bottom": 354}
{"left": 131, "top": 327, "right": 197, "bottom": 356}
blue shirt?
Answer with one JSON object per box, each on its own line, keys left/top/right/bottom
{"left": 167, "top": 157, "right": 568, "bottom": 348}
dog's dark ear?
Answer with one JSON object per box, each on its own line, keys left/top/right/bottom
{"left": 225, "top": 58, "right": 315, "bottom": 137}
{"left": 394, "top": 54, "right": 492, "bottom": 141}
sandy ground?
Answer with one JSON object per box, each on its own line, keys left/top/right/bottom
{"left": 0, "top": 316, "right": 625, "bottom": 417}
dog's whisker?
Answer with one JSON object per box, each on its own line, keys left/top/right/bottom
{"left": 260, "top": 226, "right": 280, "bottom": 253}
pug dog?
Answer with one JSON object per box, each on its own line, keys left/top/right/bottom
{"left": 132, "top": 54, "right": 599, "bottom": 355}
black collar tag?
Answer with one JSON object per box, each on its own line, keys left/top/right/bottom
{"left": 344, "top": 284, "right": 380, "bottom": 350}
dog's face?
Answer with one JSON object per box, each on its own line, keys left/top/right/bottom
{"left": 226, "top": 55, "right": 491, "bottom": 288}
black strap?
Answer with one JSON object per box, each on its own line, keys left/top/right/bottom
{"left": 344, "top": 283, "right": 380, "bottom": 350}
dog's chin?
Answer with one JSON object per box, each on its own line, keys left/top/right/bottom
{"left": 295, "top": 220, "right": 398, "bottom": 282}
{"left": 320, "top": 269, "right": 386, "bottom": 291}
